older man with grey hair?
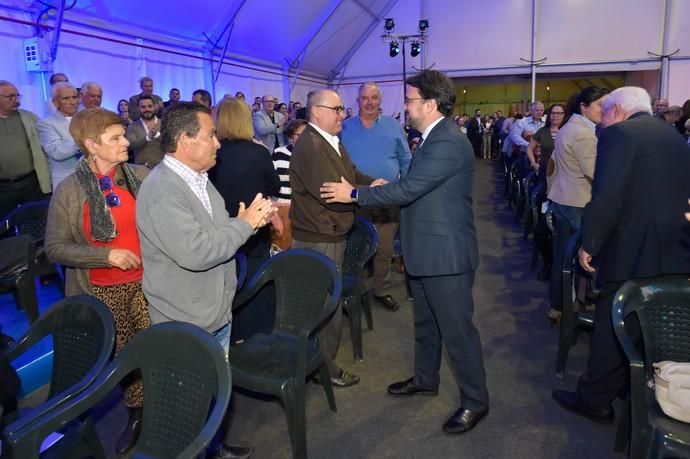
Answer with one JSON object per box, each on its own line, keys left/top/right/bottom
{"left": 79, "top": 82, "right": 103, "bottom": 110}
{"left": 553, "top": 86, "right": 690, "bottom": 425}
{"left": 0, "top": 80, "right": 51, "bottom": 217}
{"left": 340, "top": 82, "right": 412, "bottom": 311}
{"left": 289, "top": 88, "right": 377, "bottom": 387}
{"left": 37, "top": 82, "right": 81, "bottom": 189}
{"left": 128, "top": 76, "right": 163, "bottom": 121}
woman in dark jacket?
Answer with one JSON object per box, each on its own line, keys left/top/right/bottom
{"left": 209, "top": 97, "right": 280, "bottom": 342}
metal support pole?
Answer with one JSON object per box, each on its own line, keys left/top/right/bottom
{"left": 530, "top": 0, "right": 537, "bottom": 104}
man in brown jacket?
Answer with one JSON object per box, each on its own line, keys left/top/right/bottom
{"left": 290, "top": 89, "right": 375, "bottom": 387}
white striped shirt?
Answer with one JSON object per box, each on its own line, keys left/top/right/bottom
{"left": 163, "top": 155, "right": 213, "bottom": 218}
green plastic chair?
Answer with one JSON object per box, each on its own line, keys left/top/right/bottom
{"left": 228, "top": 248, "right": 342, "bottom": 459}
{"left": 341, "top": 217, "right": 378, "bottom": 361}
{"left": 612, "top": 275, "right": 690, "bottom": 459}
{"left": 555, "top": 231, "right": 594, "bottom": 378}
{"left": 4, "top": 322, "right": 232, "bottom": 459}
{"left": 2, "top": 295, "right": 115, "bottom": 459}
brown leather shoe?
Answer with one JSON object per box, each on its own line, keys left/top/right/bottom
{"left": 375, "top": 294, "right": 400, "bottom": 311}
{"left": 313, "top": 369, "right": 360, "bottom": 388}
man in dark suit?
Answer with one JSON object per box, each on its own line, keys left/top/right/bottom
{"left": 321, "top": 70, "right": 489, "bottom": 434}
{"left": 552, "top": 86, "right": 690, "bottom": 422}
{"left": 466, "top": 108, "right": 484, "bottom": 158}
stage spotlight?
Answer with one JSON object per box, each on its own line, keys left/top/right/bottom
{"left": 410, "top": 41, "right": 421, "bottom": 57}
{"left": 418, "top": 19, "right": 429, "bottom": 32}
{"left": 389, "top": 41, "right": 400, "bottom": 57}
{"left": 384, "top": 18, "right": 395, "bottom": 32}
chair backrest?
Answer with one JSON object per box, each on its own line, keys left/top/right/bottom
{"left": 613, "top": 275, "right": 690, "bottom": 374}
{"left": 3, "top": 295, "right": 115, "bottom": 439}
{"left": 250, "top": 249, "right": 341, "bottom": 336}
{"left": 342, "top": 217, "right": 379, "bottom": 278}
{"left": 128, "top": 322, "right": 232, "bottom": 458}
{"left": 6, "top": 295, "right": 116, "bottom": 399}
{"left": 1, "top": 201, "right": 50, "bottom": 244}
{"left": 236, "top": 251, "right": 248, "bottom": 290}
{"left": 4, "top": 322, "right": 231, "bottom": 459}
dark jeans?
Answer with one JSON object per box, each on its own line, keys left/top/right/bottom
{"left": 549, "top": 203, "right": 584, "bottom": 311}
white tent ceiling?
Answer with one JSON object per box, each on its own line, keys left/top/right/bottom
{"left": 1, "top": 0, "right": 689, "bottom": 114}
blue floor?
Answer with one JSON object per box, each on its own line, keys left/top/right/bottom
{"left": 1, "top": 279, "right": 64, "bottom": 396}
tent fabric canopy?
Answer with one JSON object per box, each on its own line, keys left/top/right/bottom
{"left": 1, "top": 0, "right": 689, "bottom": 116}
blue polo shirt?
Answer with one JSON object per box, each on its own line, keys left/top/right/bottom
{"left": 340, "top": 115, "right": 411, "bottom": 182}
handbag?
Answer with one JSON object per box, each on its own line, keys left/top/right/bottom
{"left": 653, "top": 360, "right": 690, "bottom": 423}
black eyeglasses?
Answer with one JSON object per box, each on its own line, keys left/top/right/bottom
{"left": 404, "top": 97, "right": 424, "bottom": 104}
{"left": 317, "top": 104, "right": 345, "bottom": 114}
{"left": 99, "top": 176, "right": 121, "bottom": 207}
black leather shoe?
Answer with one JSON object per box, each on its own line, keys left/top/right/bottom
{"left": 387, "top": 377, "right": 438, "bottom": 397}
{"left": 375, "top": 294, "right": 400, "bottom": 311}
{"left": 211, "top": 444, "right": 253, "bottom": 459}
{"left": 552, "top": 390, "right": 614, "bottom": 423}
{"left": 313, "top": 369, "right": 360, "bottom": 388}
{"left": 115, "top": 407, "right": 143, "bottom": 455}
{"left": 442, "top": 407, "right": 488, "bottom": 434}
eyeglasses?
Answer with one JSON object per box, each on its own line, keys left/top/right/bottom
{"left": 404, "top": 97, "right": 424, "bottom": 104}
{"left": 99, "top": 176, "right": 121, "bottom": 207}
{"left": 317, "top": 105, "right": 345, "bottom": 114}
{"left": 0, "top": 93, "right": 21, "bottom": 101}
{"left": 263, "top": 99, "right": 275, "bottom": 104}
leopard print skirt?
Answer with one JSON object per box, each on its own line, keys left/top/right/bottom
{"left": 92, "top": 281, "right": 150, "bottom": 408}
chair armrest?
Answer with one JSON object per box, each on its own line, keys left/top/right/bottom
{"left": 4, "top": 360, "right": 121, "bottom": 452}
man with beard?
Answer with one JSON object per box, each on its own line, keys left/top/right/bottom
{"left": 320, "top": 70, "right": 488, "bottom": 434}
{"left": 163, "top": 88, "right": 180, "bottom": 108}
{"left": 126, "top": 95, "right": 164, "bottom": 168}
{"left": 340, "top": 82, "right": 411, "bottom": 312}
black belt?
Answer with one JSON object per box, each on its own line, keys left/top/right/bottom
{"left": 0, "top": 171, "right": 36, "bottom": 184}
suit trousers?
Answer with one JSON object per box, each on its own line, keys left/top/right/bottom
{"left": 291, "top": 239, "right": 345, "bottom": 377}
{"left": 576, "top": 280, "right": 638, "bottom": 409}
{"left": 409, "top": 271, "right": 489, "bottom": 412}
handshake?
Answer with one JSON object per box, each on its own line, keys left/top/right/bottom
{"left": 319, "top": 177, "right": 388, "bottom": 203}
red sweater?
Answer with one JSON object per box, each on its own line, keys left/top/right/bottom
{"left": 83, "top": 169, "right": 143, "bottom": 286}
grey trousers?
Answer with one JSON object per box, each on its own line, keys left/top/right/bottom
{"left": 292, "top": 239, "right": 346, "bottom": 377}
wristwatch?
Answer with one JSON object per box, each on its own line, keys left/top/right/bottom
{"left": 350, "top": 188, "right": 358, "bottom": 203}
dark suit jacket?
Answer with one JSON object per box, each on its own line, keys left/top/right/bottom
{"left": 125, "top": 119, "right": 163, "bottom": 167}
{"left": 209, "top": 139, "right": 280, "bottom": 256}
{"left": 466, "top": 116, "right": 483, "bottom": 140}
{"left": 582, "top": 112, "right": 690, "bottom": 283}
{"left": 358, "top": 117, "right": 479, "bottom": 277}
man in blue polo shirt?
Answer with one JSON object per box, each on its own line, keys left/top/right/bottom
{"left": 340, "top": 82, "right": 412, "bottom": 311}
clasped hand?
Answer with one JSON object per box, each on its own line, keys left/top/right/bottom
{"left": 237, "top": 193, "right": 276, "bottom": 230}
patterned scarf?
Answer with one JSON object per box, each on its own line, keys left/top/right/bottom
{"left": 74, "top": 157, "right": 142, "bottom": 242}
